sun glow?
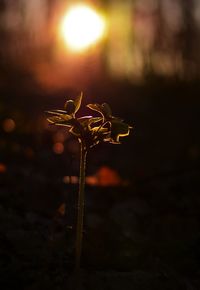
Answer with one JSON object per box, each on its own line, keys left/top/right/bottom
{"left": 60, "top": 4, "right": 106, "bottom": 52}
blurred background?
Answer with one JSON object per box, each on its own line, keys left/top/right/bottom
{"left": 0, "top": 0, "right": 200, "bottom": 289}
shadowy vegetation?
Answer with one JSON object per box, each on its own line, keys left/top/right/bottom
{"left": 0, "top": 81, "right": 200, "bottom": 289}
{"left": 0, "top": 156, "right": 199, "bottom": 289}
{"left": 46, "top": 93, "right": 131, "bottom": 276}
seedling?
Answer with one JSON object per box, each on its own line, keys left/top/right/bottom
{"left": 46, "top": 93, "right": 131, "bottom": 270}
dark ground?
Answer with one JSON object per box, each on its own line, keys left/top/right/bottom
{"left": 0, "top": 165, "right": 200, "bottom": 290}
{"left": 0, "top": 80, "right": 200, "bottom": 289}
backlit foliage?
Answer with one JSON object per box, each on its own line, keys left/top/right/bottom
{"left": 46, "top": 93, "right": 132, "bottom": 149}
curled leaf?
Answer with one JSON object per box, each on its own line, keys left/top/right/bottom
{"left": 69, "top": 126, "right": 81, "bottom": 137}
{"left": 45, "top": 110, "right": 67, "bottom": 116}
{"left": 91, "top": 126, "right": 109, "bottom": 134}
{"left": 87, "top": 103, "right": 103, "bottom": 115}
{"left": 64, "top": 100, "right": 76, "bottom": 115}
{"left": 74, "top": 92, "right": 83, "bottom": 114}
{"left": 47, "top": 114, "right": 73, "bottom": 127}
{"left": 87, "top": 103, "right": 112, "bottom": 120}
{"left": 101, "top": 103, "right": 112, "bottom": 118}
{"left": 46, "top": 94, "right": 132, "bottom": 148}
{"left": 109, "top": 119, "right": 131, "bottom": 144}
{"left": 78, "top": 116, "right": 102, "bottom": 128}
{"left": 64, "top": 93, "right": 83, "bottom": 115}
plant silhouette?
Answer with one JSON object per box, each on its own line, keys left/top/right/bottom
{"left": 46, "top": 93, "right": 132, "bottom": 270}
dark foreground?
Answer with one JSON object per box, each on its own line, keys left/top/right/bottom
{"left": 0, "top": 160, "right": 199, "bottom": 290}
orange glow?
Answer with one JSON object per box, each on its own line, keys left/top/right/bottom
{"left": 0, "top": 163, "right": 6, "bottom": 174}
{"left": 62, "top": 167, "right": 129, "bottom": 187}
{"left": 57, "top": 203, "right": 66, "bottom": 216}
{"left": 95, "top": 166, "right": 122, "bottom": 186}
{"left": 24, "top": 147, "right": 34, "bottom": 159}
{"left": 63, "top": 175, "right": 78, "bottom": 184}
{"left": 53, "top": 142, "right": 64, "bottom": 154}
{"left": 60, "top": 4, "right": 106, "bottom": 52}
{"left": 2, "top": 118, "right": 15, "bottom": 132}
{"left": 53, "top": 132, "right": 66, "bottom": 143}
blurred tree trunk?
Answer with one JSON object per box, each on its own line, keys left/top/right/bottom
{"left": 181, "top": 0, "right": 197, "bottom": 78}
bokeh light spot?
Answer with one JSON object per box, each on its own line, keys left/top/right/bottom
{"left": 2, "top": 118, "right": 16, "bottom": 133}
{"left": 53, "top": 142, "right": 64, "bottom": 154}
{"left": 0, "top": 163, "right": 6, "bottom": 174}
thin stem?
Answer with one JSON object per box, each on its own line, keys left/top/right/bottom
{"left": 75, "top": 140, "right": 87, "bottom": 271}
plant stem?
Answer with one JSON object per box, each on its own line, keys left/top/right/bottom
{"left": 75, "top": 140, "right": 87, "bottom": 271}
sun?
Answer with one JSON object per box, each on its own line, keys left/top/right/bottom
{"left": 60, "top": 4, "right": 106, "bottom": 52}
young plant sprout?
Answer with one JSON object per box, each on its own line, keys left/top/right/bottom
{"left": 46, "top": 93, "right": 132, "bottom": 270}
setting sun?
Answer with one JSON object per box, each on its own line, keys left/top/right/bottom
{"left": 60, "top": 4, "right": 106, "bottom": 52}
